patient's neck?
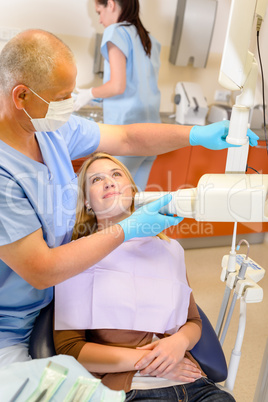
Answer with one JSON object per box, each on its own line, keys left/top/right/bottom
{"left": 97, "top": 211, "right": 132, "bottom": 232}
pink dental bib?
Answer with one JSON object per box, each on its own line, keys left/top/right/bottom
{"left": 55, "top": 237, "right": 191, "bottom": 334}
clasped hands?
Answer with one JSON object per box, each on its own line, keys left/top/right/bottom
{"left": 134, "top": 334, "right": 202, "bottom": 383}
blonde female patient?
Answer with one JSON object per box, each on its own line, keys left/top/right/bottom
{"left": 54, "top": 152, "right": 235, "bottom": 402}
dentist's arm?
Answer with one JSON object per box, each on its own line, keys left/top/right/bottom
{"left": 97, "top": 120, "right": 259, "bottom": 156}
{"left": 0, "top": 196, "right": 179, "bottom": 288}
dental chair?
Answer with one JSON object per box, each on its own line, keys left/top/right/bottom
{"left": 29, "top": 301, "right": 56, "bottom": 358}
{"left": 29, "top": 301, "right": 228, "bottom": 383}
{"left": 191, "top": 306, "right": 227, "bottom": 383}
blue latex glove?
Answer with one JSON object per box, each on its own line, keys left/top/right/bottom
{"left": 189, "top": 120, "right": 259, "bottom": 150}
{"left": 118, "top": 194, "right": 183, "bottom": 242}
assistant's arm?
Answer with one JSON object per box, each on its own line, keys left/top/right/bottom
{"left": 91, "top": 42, "right": 126, "bottom": 99}
{"left": 73, "top": 38, "right": 127, "bottom": 110}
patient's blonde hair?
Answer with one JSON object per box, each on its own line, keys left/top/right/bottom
{"left": 72, "top": 152, "right": 169, "bottom": 241}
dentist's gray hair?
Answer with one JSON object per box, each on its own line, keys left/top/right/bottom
{"left": 0, "top": 29, "right": 75, "bottom": 94}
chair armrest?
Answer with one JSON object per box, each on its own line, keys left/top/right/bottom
{"left": 190, "top": 305, "right": 228, "bottom": 383}
{"left": 29, "top": 301, "right": 56, "bottom": 359}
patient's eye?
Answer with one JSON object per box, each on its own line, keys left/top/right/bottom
{"left": 112, "top": 171, "right": 122, "bottom": 178}
{"left": 92, "top": 176, "right": 102, "bottom": 184}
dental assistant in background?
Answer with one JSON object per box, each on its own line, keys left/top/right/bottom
{"left": 74, "top": 0, "right": 162, "bottom": 190}
{"left": 0, "top": 29, "right": 258, "bottom": 367}
{"left": 54, "top": 152, "right": 234, "bottom": 402}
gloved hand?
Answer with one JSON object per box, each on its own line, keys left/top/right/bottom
{"left": 189, "top": 120, "right": 259, "bottom": 150}
{"left": 73, "top": 88, "right": 96, "bottom": 111}
{"left": 118, "top": 194, "right": 184, "bottom": 242}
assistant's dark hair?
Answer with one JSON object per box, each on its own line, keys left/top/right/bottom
{"left": 97, "top": 0, "right": 152, "bottom": 56}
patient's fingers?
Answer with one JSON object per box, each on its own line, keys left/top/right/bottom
{"left": 139, "top": 357, "right": 202, "bottom": 382}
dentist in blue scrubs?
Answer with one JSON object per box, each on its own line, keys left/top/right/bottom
{"left": 0, "top": 29, "right": 258, "bottom": 367}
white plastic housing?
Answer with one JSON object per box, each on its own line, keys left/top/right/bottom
{"left": 134, "top": 174, "right": 268, "bottom": 222}
{"left": 226, "top": 106, "right": 250, "bottom": 145}
{"left": 218, "top": 0, "right": 256, "bottom": 91}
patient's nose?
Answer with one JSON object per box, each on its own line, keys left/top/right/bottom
{"left": 104, "top": 177, "right": 115, "bottom": 189}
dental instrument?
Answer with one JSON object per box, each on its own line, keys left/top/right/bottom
{"left": 9, "top": 378, "right": 29, "bottom": 402}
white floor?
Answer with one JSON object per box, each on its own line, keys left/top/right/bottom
{"left": 183, "top": 233, "right": 268, "bottom": 402}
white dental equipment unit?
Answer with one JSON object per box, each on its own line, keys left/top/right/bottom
{"left": 220, "top": 0, "right": 267, "bottom": 173}
{"left": 135, "top": 0, "right": 268, "bottom": 394}
{"left": 135, "top": 173, "right": 268, "bottom": 223}
{"left": 136, "top": 0, "right": 268, "bottom": 220}
{"left": 174, "top": 82, "right": 209, "bottom": 125}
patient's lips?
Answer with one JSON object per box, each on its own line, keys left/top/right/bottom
{"left": 103, "top": 191, "right": 121, "bottom": 199}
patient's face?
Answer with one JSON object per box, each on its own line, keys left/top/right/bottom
{"left": 85, "top": 158, "right": 133, "bottom": 222}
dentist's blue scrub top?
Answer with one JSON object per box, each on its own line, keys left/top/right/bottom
{"left": 101, "top": 23, "right": 161, "bottom": 125}
{"left": 0, "top": 115, "right": 100, "bottom": 349}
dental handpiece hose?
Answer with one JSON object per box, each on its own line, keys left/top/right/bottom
{"left": 215, "top": 287, "right": 232, "bottom": 338}
{"left": 219, "top": 240, "right": 250, "bottom": 346}
{"left": 215, "top": 223, "right": 238, "bottom": 338}
{"left": 235, "top": 239, "right": 250, "bottom": 282}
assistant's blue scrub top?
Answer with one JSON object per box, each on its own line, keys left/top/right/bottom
{"left": 101, "top": 23, "right": 161, "bottom": 124}
{"left": 0, "top": 115, "right": 100, "bottom": 349}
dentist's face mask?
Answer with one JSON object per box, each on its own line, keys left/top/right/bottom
{"left": 23, "top": 87, "right": 74, "bottom": 132}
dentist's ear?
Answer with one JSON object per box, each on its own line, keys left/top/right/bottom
{"left": 12, "top": 85, "right": 31, "bottom": 110}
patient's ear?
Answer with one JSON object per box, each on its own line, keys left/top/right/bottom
{"left": 85, "top": 200, "right": 93, "bottom": 214}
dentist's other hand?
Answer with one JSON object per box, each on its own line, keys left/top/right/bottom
{"left": 118, "top": 194, "right": 183, "bottom": 242}
{"left": 189, "top": 120, "right": 259, "bottom": 150}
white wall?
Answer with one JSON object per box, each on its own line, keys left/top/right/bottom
{"left": 0, "top": 0, "right": 267, "bottom": 112}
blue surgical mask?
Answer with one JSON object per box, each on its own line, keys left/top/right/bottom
{"left": 23, "top": 87, "right": 74, "bottom": 132}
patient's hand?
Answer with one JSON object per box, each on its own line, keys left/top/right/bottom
{"left": 155, "top": 357, "right": 202, "bottom": 383}
{"left": 134, "top": 335, "right": 202, "bottom": 382}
